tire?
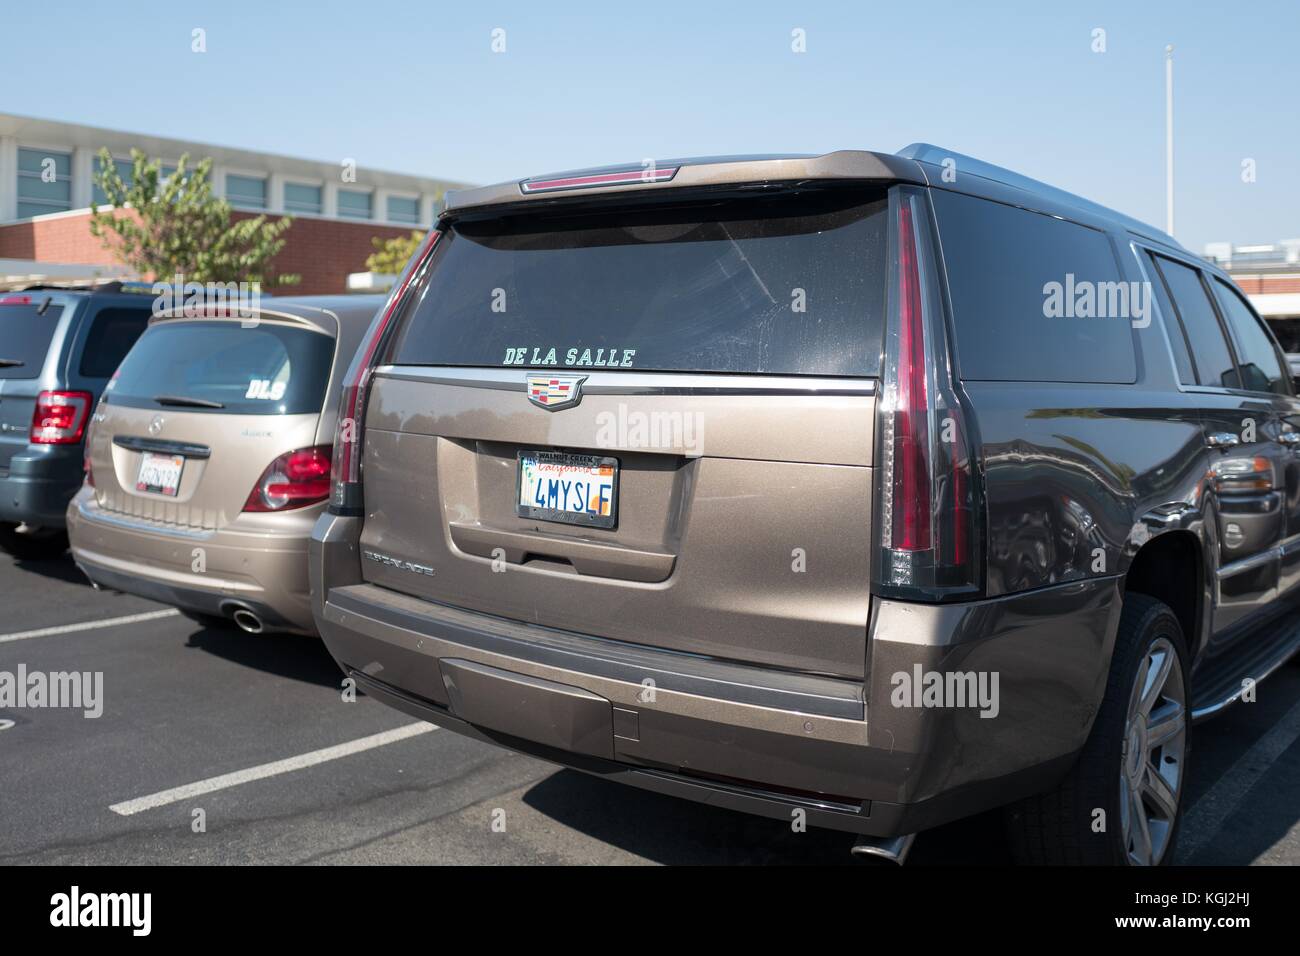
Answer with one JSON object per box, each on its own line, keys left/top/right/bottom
{"left": 1005, "top": 593, "right": 1191, "bottom": 865}
{"left": 0, "top": 522, "right": 69, "bottom": 561}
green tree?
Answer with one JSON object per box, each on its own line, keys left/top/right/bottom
{"left": 365, "top": 230, "right": 426, "bottom": 275}
{"left": 88, "top": 148, "right": 298, "bottom": 287}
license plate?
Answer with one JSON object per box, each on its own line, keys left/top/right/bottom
{"left": 135, "top": 452, "right": 185, "bottom": 497}
{"left": 516, "top": 451, "right": 618, "bottom": 529}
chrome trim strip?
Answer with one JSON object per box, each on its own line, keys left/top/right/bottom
{"left": 75, "top": 498, "right": 214, "bottom": 541}
{"left": 1216, "top": 547, "right": 1280, "bottom": 581}
{"left": 373, "top": 365, "right": 878, "bottom": 397}
{"left": 1280, "top": 531, "right": 1300, "bottom": 557}
{"left": 113, "top": 436, "right": 212, "bottom": 459}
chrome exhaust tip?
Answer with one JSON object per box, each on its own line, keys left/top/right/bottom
{"left": 850, "top": 833, "right": 917, "bottom": 865}
{"left": 231, "top": 608, "right": 265, "bottom": 634}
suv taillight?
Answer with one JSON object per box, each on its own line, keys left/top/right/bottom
{"left": 243, "top": 446, "right": 333, "bottom": 512}
{"left": 875, "top": 188, "right": 980, "bottom": 600}
{"left": 30, "top": 390, "right": 92, "bottom": 444}
{"left": 330, "top": 229, "right": 442, "bottom": 515}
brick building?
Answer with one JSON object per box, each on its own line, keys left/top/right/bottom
{"left": 1204, "top": 240, "right": 1300, "bottom": 352}
{"left": 0, "top": 112, "right": 467, "bottom": 294}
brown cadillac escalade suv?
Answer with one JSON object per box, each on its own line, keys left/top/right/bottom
{"left": 309, "top": 147, "right": 1300, "bottom": 865}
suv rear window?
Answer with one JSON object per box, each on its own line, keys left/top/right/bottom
{"left": 0, "top": 302, "right": 66, "bottom": 380}
{"left": 79, "top": 307, "right": 151, "bottom": 378}
{"left": 107, "top": 321, "right": 335, "bottom": 415}
{"left": 932, "top": 190, "right": 1136, "bottom": 384}
{"left": 387, "top": 189, "right": 889, "bottom": 377}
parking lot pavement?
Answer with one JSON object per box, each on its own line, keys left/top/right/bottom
{"left": 1, "top": 547, "right": 1297, "bottom": 866}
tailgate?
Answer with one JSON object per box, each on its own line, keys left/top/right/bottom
{"left": 361, "top": 371, "right": 875, "bottom": 677}
{"left": 0, "top": 299, "right": 68, "bottom": 472}
{"left": 88, "top": 317, "right": 334, "bottom": 530}
{"left": 89, "top": 403, "right": 320, "bottom": 530}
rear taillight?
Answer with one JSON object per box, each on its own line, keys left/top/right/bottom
{"left": 30, "top": 390, "right": 92, "bottom": 444}
{"left": 875, "top": 188, "right": 979, "bottom": 600}
{"left": 330, "top": 228, "right": 443, "bottom": 515}
{"left": 243, "top": 445, "right": 333, "bottom": 512}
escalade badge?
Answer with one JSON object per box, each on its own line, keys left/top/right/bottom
{"left": 362, "top": 550, "right": 435, "bottom": 576}
{"left": 526, "top": 373, "right": 587, "bottom": 411}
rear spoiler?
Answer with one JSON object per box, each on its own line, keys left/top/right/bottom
{"left": 442, "top": 150, "right": 926, "bottom": 217}
{"left": 149, "top": 305, "right": 337, "bottom": 338}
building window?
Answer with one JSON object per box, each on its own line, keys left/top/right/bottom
{"left": 387, "top": 195, "right": 420, "bottom": 224}
{"left": 338, "top": 188, "right": 372, "bottom": 219}
{"left": 284, "top": 183, "right": 322, "bottom": 215}
{"left": 226, "top": 174, "right": 267, "bottom": 209}
{"left": 92, "top": 157, "right": 136, "bottom": 206}
{"left": 17, "top": 148, "right": 72, "bottom": 218}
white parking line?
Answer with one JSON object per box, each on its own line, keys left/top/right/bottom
{"left": 1179, "top": 695, "right": 1300, "bottom": 861}
{"left": 0, "top": 608, "right": 180, "bottom": 645}
{"left": 109, "top": 722, "right": 437, "bottom": 816}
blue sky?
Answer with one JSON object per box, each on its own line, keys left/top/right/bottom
{"left": 5, "top": 0, "right": 1296, "bottom": 252}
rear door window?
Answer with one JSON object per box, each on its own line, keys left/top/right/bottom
{"left": 387, "top": 189, "right": 889, "bottom": 377}
{"left": 107, "top": 321, "right": 335, "bottom": 414}
{"left": 1153, "top": 257, "right": 1240, "bottom": 389}
{"left": 0, "top": 301, "right": 65, "bottom": 380}
{"left": 78, "top": 307, "right": 152, "bottom": 378}
{"left": 1143, "top": 250, "right": 1197, "bottom": 385}
{"left": 931, "top": 190, "right": 1136, "bottom": 384}
{"left": 1211, "top": 279, "right": 1289, "bottom": 395}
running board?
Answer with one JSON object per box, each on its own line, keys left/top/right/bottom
{"left": 1190, "top": 615, "right": 1300, "bottom": 721}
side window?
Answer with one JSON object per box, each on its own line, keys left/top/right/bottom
{"left": 1152, "top": 256, "right": 1240, "bottom": 389}
{"left": 931, "top": 190, "right": 1136, "bottom": 383}
{"left": 78, "top": 307, "right": 152, "bottom": 378}
{"left": 1142, "top": 250, "right": 1196, "bottom": 385}
{"left": 1211, "top": 279, "right": 1289, "bottom": 395}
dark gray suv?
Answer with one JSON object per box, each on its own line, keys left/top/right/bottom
{"left": 308, "top": 147, "right": 1300, "bottom": 865}
{"left": 0, "top": 283, "right": 153, "bottom": 559}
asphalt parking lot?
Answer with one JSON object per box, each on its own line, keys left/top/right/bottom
{"left": 1, "top": 546, "right": 1298, "bottom": 866}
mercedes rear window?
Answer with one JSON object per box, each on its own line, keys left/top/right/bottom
{"left": 386, "top": 189, "right": 889, "bottom": 376}
{"left": 0, "top": 302, "right": 66, "bottom": 380}
{"left": 106, "top": 321, "right": 335, "bottom": 415}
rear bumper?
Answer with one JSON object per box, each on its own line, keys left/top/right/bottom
{"left": 0, "top": 446, "right": 84, "bottom": 528}
{"left": 311, "top": 513, "right": 1122, "bottom": 836}
{"left": 67, "top": 489, "right": 316, "bottom": 633}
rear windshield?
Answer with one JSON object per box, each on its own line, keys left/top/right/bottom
{"left": 387, "top": 189, "right": 889, "bottom": 376}
{"left": 0, "top": 302, "right": 66, "bottom": 379}
{"left": 107, "top": 321, "right": 335, "bottom": 415}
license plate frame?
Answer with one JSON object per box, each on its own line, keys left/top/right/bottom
{"left": 135, "top": 451, "right": 185, "bottom": 497}
{"left": 516, "top": 450, "right": 618, "bottom": 530}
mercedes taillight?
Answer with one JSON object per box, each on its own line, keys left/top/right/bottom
{"left": 874, "top": 187, "right": 980, "bottom": 600}
{"left": 244, "top": 446, "right": 333, "bottom": 512}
